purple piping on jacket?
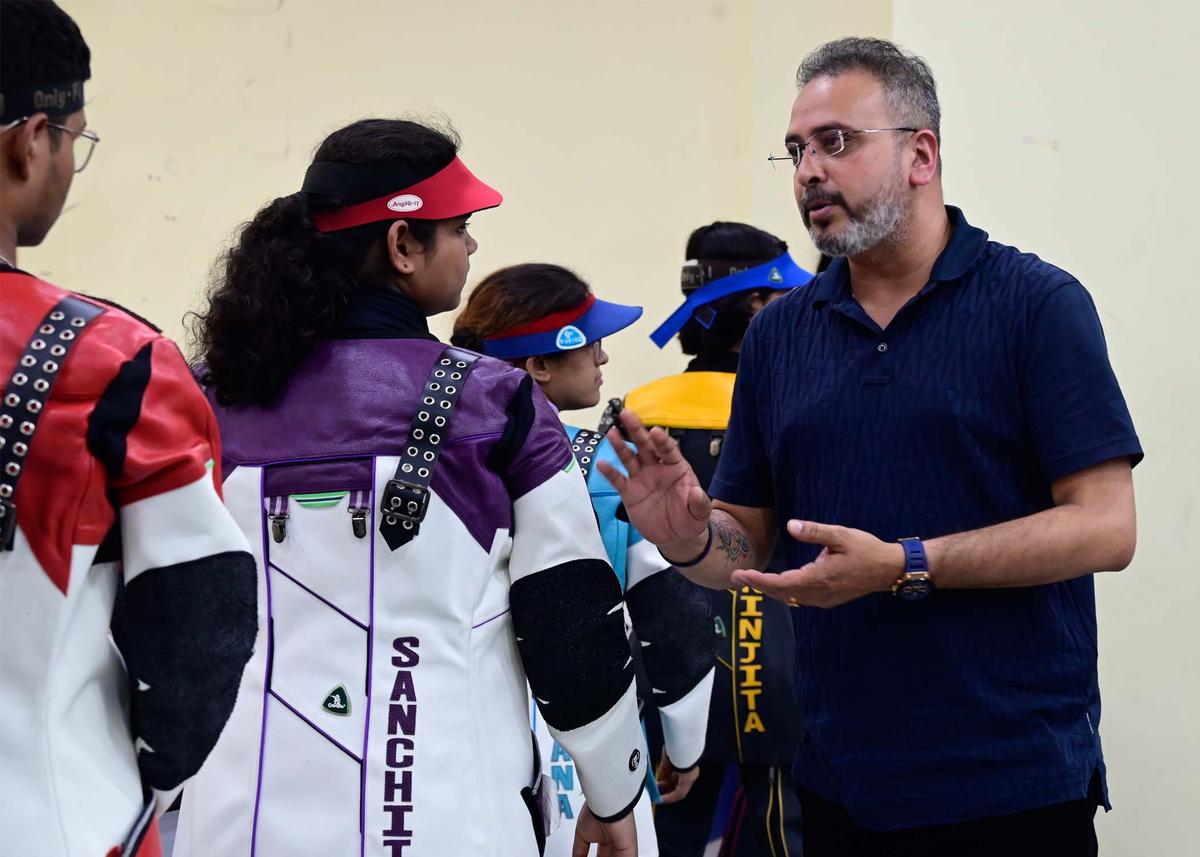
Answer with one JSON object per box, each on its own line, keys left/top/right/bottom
{"left": 268, "top": 689, "right": 363, "bottom": 765}
{"left": 250, "top": 469, "right": 274, "bottom": 857}
{"left": 359, "top": 456, "right": 377, "bottom": 855}
{"left": 471, "top": 608, "right": 511, "bottom": 630}
{"left": 269, "top": 562, "right": 369, "bottom": 632}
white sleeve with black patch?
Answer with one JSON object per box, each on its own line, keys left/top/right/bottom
{"left": 625, "top": 536, "right": 716, "bottom": 771}
{"left": 507, "top": 467, "right": 647, "bottom": 820}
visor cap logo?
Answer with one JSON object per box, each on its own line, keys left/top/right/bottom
{"left": 555, "top": 325, "right": 586, "bottom": 350}
{"left": 387, "top": 194, "right": 424, "bottom": 213}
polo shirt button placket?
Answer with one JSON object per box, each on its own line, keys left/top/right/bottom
{"left": 865, "top": 339, "right": 894, "bottom": 386}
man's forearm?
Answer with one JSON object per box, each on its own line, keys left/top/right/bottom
{"left": 927, "top": 501, "right": 1136, "bottom": 589}
{"left": 661, "top": 509, "right": 773, "bottom": 590}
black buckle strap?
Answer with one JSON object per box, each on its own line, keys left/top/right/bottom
{"left": 378, "top": 346, "right": 479, "bottom": 551}
{"left": 596, "top": 396, "right": 624, "bottom": 438}
{"left": 1, "top": 295, "right": 104, "bottom": 551}
{"left": 570, "top": 428, "right": 605, "bottom": 481}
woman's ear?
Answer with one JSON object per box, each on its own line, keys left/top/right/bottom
{"left": 386, "top": 220, "right": 420, "bottom": 275}
{"left": 523, "top": 355, "right": 554, "bottom": 383}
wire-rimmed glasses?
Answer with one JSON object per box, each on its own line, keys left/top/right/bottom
{"left": 0, "top": 117, "right": 100, "bottom": 173}
{"left": 768, "top": 127, "right": 917, "bottom": 170}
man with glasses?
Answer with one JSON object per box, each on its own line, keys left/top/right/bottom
{"left": 1, "top": 4, "right": 256, "bottom": 856}
{"left": 601, "top": 37, "right": 1140, "bottom": 857}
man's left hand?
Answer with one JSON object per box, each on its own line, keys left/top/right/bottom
{"left": 730, "top": 520, "right": 904, "bottom": 608}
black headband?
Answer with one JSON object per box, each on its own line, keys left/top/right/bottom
{"left": 301, "top": 159, "right": 446, "bottom": 205}
{"left": 0, "top": 80, "right": 85, "bottom": 124}
{"left": 681, "top": 258, "right": 776, "bottom": 295}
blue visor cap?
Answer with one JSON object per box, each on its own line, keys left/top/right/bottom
{"left": 481, "top": 295, "right": 644, "bottom": 360}
{"left": 649, "top": 252, "right": 813, "bottom": 348}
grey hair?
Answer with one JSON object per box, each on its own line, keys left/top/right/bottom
{"left": 797, "top": 37, "right": 941, "bottom": 144}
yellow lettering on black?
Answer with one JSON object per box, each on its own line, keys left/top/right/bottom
{"left": 738, "top": 618, "right": 763, "bottom": 640}
{"left": 739, "top": 663, "right": 763, "bottom": 688}
{"left": 736, "top": 588, "right": 770, "bottom": 735}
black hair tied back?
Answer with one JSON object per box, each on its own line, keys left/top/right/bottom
{"left": 190, "top": 119, "right": 460, "bottom": 407}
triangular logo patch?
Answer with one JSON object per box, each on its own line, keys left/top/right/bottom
{"left": 323, "top": 685, "right": 351, "bottom": 716}
{"left": 768, "top": 266, "right": 783, "bottom": 284}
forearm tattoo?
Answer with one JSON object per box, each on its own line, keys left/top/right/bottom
{"left": 713, "top": 518, "right": 751, "bottom": 565}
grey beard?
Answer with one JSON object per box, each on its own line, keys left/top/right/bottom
{"left": 809, "top": 181, "right": 908, "bottom": 258}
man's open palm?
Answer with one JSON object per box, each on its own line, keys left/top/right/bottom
{"left": 596, "top": 409, "right": 711, "bottom": 552}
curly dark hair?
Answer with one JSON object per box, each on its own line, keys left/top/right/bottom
{"left": 190, "top": 118, "right": 459, "bottom": 407}
{"left": 450, "top": 264, "right": 591, "bottom": 363}
{"left": 677, "top": 222, "right": 788, "bottom": 356}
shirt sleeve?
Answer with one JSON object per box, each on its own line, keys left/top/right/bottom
{"left": 92, "top": 336, "right": 257, "bottom": 808}
{"left": 708, "top": 322, "right": 776, "bottom": 507}
{"left": 1020, "top": 279, "right": 1143, "bottom": 483}
{"left": 88, "top": 338, "right": 223, "bottom": 506}
{"left": 488, "top": 374, "right": 573, "bottom": 500}
{"left": 505, "top": 391, "right": 647, "bottom": 821}
{"left": 625, "top": 534, "right": 714, "bottom": 770}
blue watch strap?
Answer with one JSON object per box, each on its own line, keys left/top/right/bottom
{"left": 899, "top": 537, "right": 928, "bottom": 575}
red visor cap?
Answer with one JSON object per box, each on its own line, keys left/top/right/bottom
{"left": 311, "top": 157, "right": 503, "bottom": 233}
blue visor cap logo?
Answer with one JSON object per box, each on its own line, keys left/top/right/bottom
{"left": 649, "top": 252, "right": 813, "bottom": 348}
{"left": 480, "top": 298, "right": 643, "bottom": 360}
{"left": 556, "top": 325, "right": 586, "bottom": 350}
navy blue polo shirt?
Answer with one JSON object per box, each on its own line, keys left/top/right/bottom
{"left": 710, "top": 206, "right": 1142, "bottom": 830}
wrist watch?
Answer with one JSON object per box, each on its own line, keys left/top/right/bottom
{"left": 893, "top": 537, "right": 934, "bottom": 601}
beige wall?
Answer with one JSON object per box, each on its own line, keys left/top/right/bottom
{"left": 23, "top": 1, "right": 1194, "bottom": 853}
{"left": 893, "top": 1, "right": 1200, "bottom": 853}
{"left": 25, "top": 0, "right": 888, "bottom": 428}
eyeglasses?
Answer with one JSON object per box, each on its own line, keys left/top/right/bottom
{"left": 0, "top": 117, "right": 100, "bottom": 173}
{"left": 546, "top": 338, "right": 603, "bottom": 363}
{"left": 767, "top": 127, "right": 917, "bottom": 169}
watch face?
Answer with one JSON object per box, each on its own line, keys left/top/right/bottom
{"left": 897, "top": 574, "right": 934, "bottom": 602}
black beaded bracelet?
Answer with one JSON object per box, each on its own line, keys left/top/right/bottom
{"left": 661, "top": 522, "right": 714, "bottom": 568}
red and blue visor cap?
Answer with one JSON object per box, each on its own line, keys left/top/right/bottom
{"left": 649, "top": 251, "right": 813, "bottom": 348}
{"left": 481, "top": 294, "right": 643, "bottom": 359}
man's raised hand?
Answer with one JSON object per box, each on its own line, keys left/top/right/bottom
{"left": 596, "top": 409, "right": 711, "bottom": 555}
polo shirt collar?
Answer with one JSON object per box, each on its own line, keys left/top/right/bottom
{"left": 810, "top": 206, "right": 989, "bottom": 308}
{"left": 929, "top": 206, "right": 989, "bottom": 283}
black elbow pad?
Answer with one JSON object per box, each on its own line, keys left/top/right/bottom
{"left": 510, "top": 559, "right": 634, "bottom": 730}
{"left": 626, "top": 571, "right": 714, "bottom": 706}
{"left": 111, "top": 550, "right": 257, "bottom": 790}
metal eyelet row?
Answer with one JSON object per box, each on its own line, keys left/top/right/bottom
{"left": 1, "top": 303, "right": 99, "bottom": 531}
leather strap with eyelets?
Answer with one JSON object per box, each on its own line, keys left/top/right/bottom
{"left": 378, "top": 346, "right": 479, "bottom": 551}
{"left": 595, "top": 397, "right": 624, "bottom": 438}
{"left": 1, "top": 295, "right": 105, "bottom": 550}
{"left": 570, "top": 428, "right": 605, "bottom": 481}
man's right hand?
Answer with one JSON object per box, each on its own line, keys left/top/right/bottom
{"left": 572, "top": 803, "right": 638, "bottom": 856}
{"left": 597, "top": 409, "right": 711, "bottom": 559}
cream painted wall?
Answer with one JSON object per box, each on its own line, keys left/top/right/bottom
{"left": 892, "top": 2, "right": 1200, "bottom": 854}
{"left": 22, "top": 0, "right": 888, "bottom": 428}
